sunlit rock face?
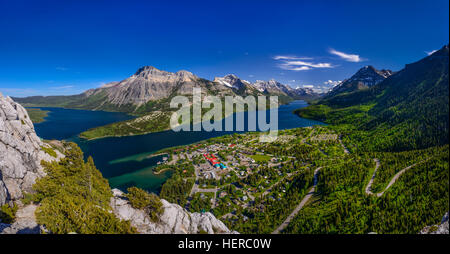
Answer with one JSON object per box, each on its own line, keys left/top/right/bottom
{"left": 110, "top": 189, "right": 238, "bottom": 234}
{"left": 0, "top": 93, "right": 58, "bottom": 206}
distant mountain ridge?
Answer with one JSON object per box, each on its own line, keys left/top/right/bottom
{"left": 14, "top": 66, "right": 319, "bottom": 113}
{"left": 214, "top": 74, "right": 319, "bottom": 100}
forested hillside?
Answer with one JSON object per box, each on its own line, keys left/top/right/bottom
{"left": 285, "top": 45, "right": 449, "bottom": 234}
{"left": 297, "top": 45, "right": 449, "bottom": 152}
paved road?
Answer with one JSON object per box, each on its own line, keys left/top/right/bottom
{"left": 365, "top": 158, "right": 381, "bottom": 195}
{"left": 272, "top": 167, "right": 322, "bottom": 234}
{"left": 365, "top": 158, "right": 422, "bottom": 197}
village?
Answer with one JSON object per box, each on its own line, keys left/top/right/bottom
{"left": 152, "top": 126, "right": 346, "bottom": 225}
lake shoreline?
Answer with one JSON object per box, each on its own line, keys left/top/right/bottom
{"left": 33, "top": 100, "right": 324, "bottom": 193}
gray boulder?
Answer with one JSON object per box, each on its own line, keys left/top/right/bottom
{"left": 110, "top": 189, "right": 237, "bottom": 234}
{"left": 420, "top": 212, "right": 449, "bottom": 234}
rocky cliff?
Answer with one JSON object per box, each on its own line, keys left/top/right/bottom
{"left": 0, "top": 92, "right": 61, "bottom": 206}
{"left": 0, "top": 92, "right": 66, "bottom": 233}
{"left": 111, "top": 189, "right": 237, "bottom": 234}
{"left": 420, "top": 212, "right": 449, "bottom": 234}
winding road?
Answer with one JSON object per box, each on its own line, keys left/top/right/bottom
{"left": 272, "top": 167, "right": 322, "bottom": 234}
{"left": 365, "top": 158, "right": 381, "bottom": 196}
{"left": 365, "top": 158, "right": 423, "bottom": 197}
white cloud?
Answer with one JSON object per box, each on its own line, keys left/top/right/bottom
{"left": 273, "top": 55, "right": 313, "bottom": 60}
{"left": 329, "top": 48, "right": 364, "bottom": 62}
{"left": 278, "top": 61, "right": 334, "bottom": 71}
{"left": 284, "top": 60, "right": 333, "bottom": 68}
{"left": 275, "top": 57, "right": 334, "bottom": 71}
{"left": 56, "top": 66, "right": 69, "bottom": 71}
{"left": 425, "top": 49, "right": 438, "bottom": 56}
{"left": 278, "top": 65, "right": 312, "bottom": 71}
{"left": 302, "top": 85, "right": 314, "bottom": 88}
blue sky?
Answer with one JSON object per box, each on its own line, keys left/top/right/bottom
{"left": 0, "top": 0, "right": 448, "bottom": 97}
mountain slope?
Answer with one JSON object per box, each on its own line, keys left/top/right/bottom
{"left": 297, "top": 44, "right": 449, "bottom": 151}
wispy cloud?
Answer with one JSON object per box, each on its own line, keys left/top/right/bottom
{"left": 425, "top": 49, "right": 438, "bottom": 56}
{"left": 329, "top": 48, "right": 364, "bottom": 62}
{"left": 273, "top": 55, "right": 313, "bottom": 60}
{"left": 274, "top": 55, "right": 334, "bottom": 71}
{"left": 56, "top": 66, "right": 69, "bottom": 71}
{"left": 279, "top": 65, "right": 312, "bottom": 71}
{"left": 284, "top": 60, "right": 333, "bottom": 68}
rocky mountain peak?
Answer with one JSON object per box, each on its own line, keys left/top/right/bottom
{"left": 175, "top": 70, "right": 196, "bottom": 79}
{"left": 132, "top": 66, "right": 197, "bottom": 82}
{"left": 223, "top": 74, "right": 238, "bottom": 80}
{"left": 253, "top": 79, "right": 295, "bottom": 96}
{"left": 427, "top": 44, "right": 449, "bottom": 58}
{"left": 328, "top": 65, "right": 394, "bottom": 96}
{"left": 134, "top": 65, "right": 160, "bottom": 75}
{"left": 214, "top": 74, "right": 249, "bottom": 89}
{"left": 351, "top": 65, "right": 393, "bottom": 83}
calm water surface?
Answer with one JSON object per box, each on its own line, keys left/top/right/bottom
{"left": 33, "top": 101, "right": 323, "bottom": 193}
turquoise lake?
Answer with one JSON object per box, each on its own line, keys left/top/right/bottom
{"left": 33, "top": 100, "right": 323, "bottom": 193}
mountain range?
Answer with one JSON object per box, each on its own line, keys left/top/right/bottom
{"left": 13, "top": 67, "right": 321, "bottom": 139}
{"left": 14, "top": 67, "right": 319, "bottom": 113}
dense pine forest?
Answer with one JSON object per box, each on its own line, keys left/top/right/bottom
{"left": 286, "top": 45, "right": 449, "bottom": 234}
